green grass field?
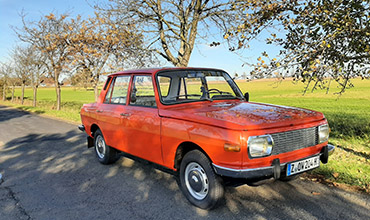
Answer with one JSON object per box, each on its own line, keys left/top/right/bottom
{"left": 2, "top": 87, "right": 97, "bottom": 122}
{"left": 1, "top": 78, "right": 369, "bottom": 192}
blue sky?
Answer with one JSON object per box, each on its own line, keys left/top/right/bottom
{"left": 0, "top": 0, "right": 279, "bottom": 76}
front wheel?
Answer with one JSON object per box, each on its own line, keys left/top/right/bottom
{"left": 94, "top": 129, "right": 119, "bottom": 165}
{"left": 179, "top": 150, "right": 224, "bottom": 209}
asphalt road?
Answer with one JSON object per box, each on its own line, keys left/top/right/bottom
{"left": 0, "top": 105, "right": 369, "bottom": 220}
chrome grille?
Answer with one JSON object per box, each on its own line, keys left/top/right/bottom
{"left": 271, "top": 127, "right": 318, "bottom": 155}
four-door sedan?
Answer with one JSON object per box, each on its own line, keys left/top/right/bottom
{"left": 79, "top": 67, "right": 335, "bottom": 209}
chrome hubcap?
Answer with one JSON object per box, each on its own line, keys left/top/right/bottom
{"left": 184, "top": 162, "right": 209, "bottom": 200}
{"left": 95, "top": 135, "right": 106, "bottom": 159}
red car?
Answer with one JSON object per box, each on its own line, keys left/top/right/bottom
{"left": 79, "top": 67, "right": 334, "bottom": 209}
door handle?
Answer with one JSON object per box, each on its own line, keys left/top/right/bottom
{"left": 120, "top": 113, "right": 131, "bottom": 117}
{"left": 96, "top": 110, "right": 103, "bottom": 113}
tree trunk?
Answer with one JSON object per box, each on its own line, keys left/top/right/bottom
{"left": 175, "top": 62, "right": 188, "bottom": 68}
{"left": 11, "top": 86, "right": 15, "bottom": 102}
{"left": 2, "top": 84, "right": 5, "bottom": 101}
{"left": 326, "top": 78, "right": 332, "bottom": 94}
{"left": 94, "top": 84, "right": 99, "bottom": 102}
{"left": 53, "top": 69, "right": 62, "bottom": 111}
{"left": 33, "top": 86, "right": 38, "bottom": 107}
{"left": 21, "top": 83, "right": 25, "bottom": 105}
{"left": 55, "top": 83, "right": 61, "bottom": 110}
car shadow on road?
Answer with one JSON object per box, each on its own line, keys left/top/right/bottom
{"left": 0, "top": 131, "right": 369, "bottom": 220}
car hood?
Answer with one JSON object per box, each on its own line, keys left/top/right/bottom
{"left": 159, "top": 101, "right": 325, "bottom": 130}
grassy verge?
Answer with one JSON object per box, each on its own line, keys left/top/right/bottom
{"left": 1, "top": 79, "right": 369, "bottom": 192}
{"left": 0, "top": 87, "right": 96, "bottom": 123}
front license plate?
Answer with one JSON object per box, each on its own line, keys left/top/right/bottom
{"left": 286, "top": 155, "right": 320, "bottom": 176}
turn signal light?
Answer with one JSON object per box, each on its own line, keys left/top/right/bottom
{"left": 224, "top": 143, "right": 241, "bottom": 152}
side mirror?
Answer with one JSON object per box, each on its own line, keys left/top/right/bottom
{"left": 244, "top": 92, "right": 249, "bottom": 102}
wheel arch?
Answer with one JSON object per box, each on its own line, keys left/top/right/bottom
{"left": 90, "top": 124, "right": 100, "bottom": 137}
{"left": 174, "top": 141, "right": 212, "bottom": 170}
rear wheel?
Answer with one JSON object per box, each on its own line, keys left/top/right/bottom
{"left": 179, "top": 150, "right": 224, "bottom": 210}
{"left": 94, "top": 129, "right": 119, "bottom": 165}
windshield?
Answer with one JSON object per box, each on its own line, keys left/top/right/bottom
{"left": 157, "top": 70, "right": 243, "bottom": 104}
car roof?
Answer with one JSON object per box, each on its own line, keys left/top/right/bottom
{"left": 108, "top": 67, "right": 225, "bottom": 77}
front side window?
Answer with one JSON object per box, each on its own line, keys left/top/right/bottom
{"left": 104, "top": 76, "right": 131, "bottom": 104}
{"left": 157, "top": 70, "right": 243, "bottom": 104}
{"left": 130, "top": 75, "right": 157, "bottom": 107}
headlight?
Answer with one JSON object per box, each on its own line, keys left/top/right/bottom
{"left": 248, "top": 135, "right": 274, "bottom": 158}
{"left": 318, "top": 124, "right": 330, "bottom": 143}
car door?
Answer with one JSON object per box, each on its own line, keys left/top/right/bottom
{"left": 96, "top": 75, "right": 131, "bottom": 150}
{"left": 123, "top": 75, "right": 163, "bottom": 165}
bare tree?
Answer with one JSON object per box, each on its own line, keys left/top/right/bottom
{"left": 0, "top": 62, "right": 18, "bottom": 102}
{"left": 29, "top": 51, "right": 46, "bottom": 107}
{"left": 68, "top": 13, "right": 151, "bottom": 101}
{"left": 12, "top": 46, "right": 31, "bottom": 105}
{"left": 7, "top": 68, "right": 18, "bottom": 102}
{"left": 97, "top": 0, "right": 240, "bottom": 67}
{"left": 0, "top": 62, "right": 12, "bottom": 101}
{"left": 14, "top": 12, "right": 74, "bottom": 110}
{"left": 12, "top": 45, "right": 46, "bottom": 107}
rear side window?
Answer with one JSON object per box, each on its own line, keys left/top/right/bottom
{"left": 130, "top": 75, "right": 157, "bottom": 107}
{"left": 104, "top": 76, "right": 131, "bottom": 104}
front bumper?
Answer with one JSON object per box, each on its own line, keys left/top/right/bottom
{"left": 213, "top": 144, "right": 335, "bottom": 180}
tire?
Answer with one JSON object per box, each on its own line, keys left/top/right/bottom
{"left": 179, "top": 150, "right": 224, "bottom": 210}
{"left": 94, "top": 129, "right": 119, "bottom": 165}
